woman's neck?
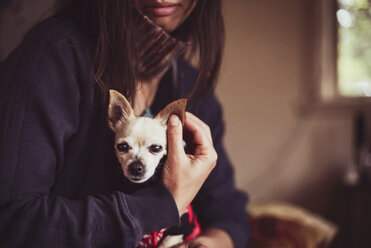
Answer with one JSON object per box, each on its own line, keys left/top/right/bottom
{"left": 133, "top": 76, "right": 162, "bottom": 116}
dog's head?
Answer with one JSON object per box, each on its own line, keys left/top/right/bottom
{"left": 108, "top": 90, "right": 186, "bottom": 183}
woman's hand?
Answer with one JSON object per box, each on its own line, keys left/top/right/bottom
{"left": 162, "top": 112, "right": 218, "bottom": 215}
{"left": 171, "top": 228, "right": 234, "bottom": 248}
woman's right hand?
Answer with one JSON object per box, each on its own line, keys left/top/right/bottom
{"left": 162, "top": 112, "right": 218, "bottom": 215}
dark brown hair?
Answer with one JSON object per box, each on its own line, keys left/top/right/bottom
{"left": 66, "top": 0, "right": 224, "bottom": 102}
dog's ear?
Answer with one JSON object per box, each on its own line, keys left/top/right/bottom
{"left": 108, "top": 90, "right": 135, "bottom": 131}
{"left": 155, "top": 98, "right": 187, "bottom": 126}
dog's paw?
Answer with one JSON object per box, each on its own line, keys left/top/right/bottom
{"left": 158, "top": 234, "right": 184, "bottom": 248}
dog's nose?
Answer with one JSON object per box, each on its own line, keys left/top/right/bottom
{"left": 129, "top": 161, "right": 144, "bottom": 176}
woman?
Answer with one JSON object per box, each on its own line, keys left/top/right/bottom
{"left": 0, "top": 0, "right": 249, "bottom": 247}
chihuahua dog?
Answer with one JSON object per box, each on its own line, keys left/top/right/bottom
{"left": 107, "top": 90, "right": 199, "bottom": 248}
{"left": 107, "top": 89, "right": 186, "bottom": 184}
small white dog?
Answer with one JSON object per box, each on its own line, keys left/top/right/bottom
{"left": 107, "top": 90, "right": 200, "bottom": 248}
{"left": 107, "top": 89, "right": 186, "bottom": 184}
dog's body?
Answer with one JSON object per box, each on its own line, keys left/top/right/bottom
{"left": 108, "top": 90, "right": 199, "bottom": 248}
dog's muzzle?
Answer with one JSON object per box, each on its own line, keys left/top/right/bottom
{"left": 128, "top": 160, "right": 145, "bottom": 177}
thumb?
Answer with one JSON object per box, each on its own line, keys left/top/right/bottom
{"left": 167, "top": 115, "right": 185, "bottom": 159}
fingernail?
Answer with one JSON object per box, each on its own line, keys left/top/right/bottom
{"left": 169, "top": 115, "right": 179, "bottom": 126}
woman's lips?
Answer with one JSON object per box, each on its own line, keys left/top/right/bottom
{"left": 143, "top": 4, "right": 179, "bottom": 17}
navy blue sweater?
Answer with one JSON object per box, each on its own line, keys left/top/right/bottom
{"left": 0, "top": 15, "right": 249, "bottom": 248}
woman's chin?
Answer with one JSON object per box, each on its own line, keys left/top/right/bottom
{"left": 149, "top": 17, "right": 179, "bottom": 32}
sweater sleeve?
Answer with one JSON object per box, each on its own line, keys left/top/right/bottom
{"left": 191, "top": 93, "right": 250, "bottom": 248}
{"left": 0, "top": 22, "right": 179, "bottom": 247}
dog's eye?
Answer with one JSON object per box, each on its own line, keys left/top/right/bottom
{"left": 149, "top": 145, "right": 163, "bottom": 154}
{"left": 116, "top": 142, "right": 130, "bottom": 152}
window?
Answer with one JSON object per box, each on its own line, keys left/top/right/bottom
{"left": 315, "top": 0, "right": 371, "bottom": 104}
{"left": 337, "top": 0, "right": 371, "bottom": 97}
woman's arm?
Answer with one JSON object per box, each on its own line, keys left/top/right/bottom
{"left": 0, "top": 24, "right": 180, "bottom": 247}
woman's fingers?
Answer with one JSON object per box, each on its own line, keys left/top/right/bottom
{"left": 184, "top": 112, "right": 213, "bottom": 147}
{"left": 185, "top": 112, "right": 212, "bottom": 142}
{"left": 167, "top": 115, "right": 186, "bottom": 160}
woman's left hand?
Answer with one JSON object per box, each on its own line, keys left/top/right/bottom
{"left": 171, "top": 228, "right": 234, "bottom": 248}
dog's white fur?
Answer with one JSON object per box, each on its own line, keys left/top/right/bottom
{"left": 108, "top": 89, "right": 186, "bottom": 184}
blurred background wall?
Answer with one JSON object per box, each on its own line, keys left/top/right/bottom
{"left": 0, "top": 0, "right": 355, "bottom": 217}
{"left": 218, "top": 0, "right": 354, "bottom": 217}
